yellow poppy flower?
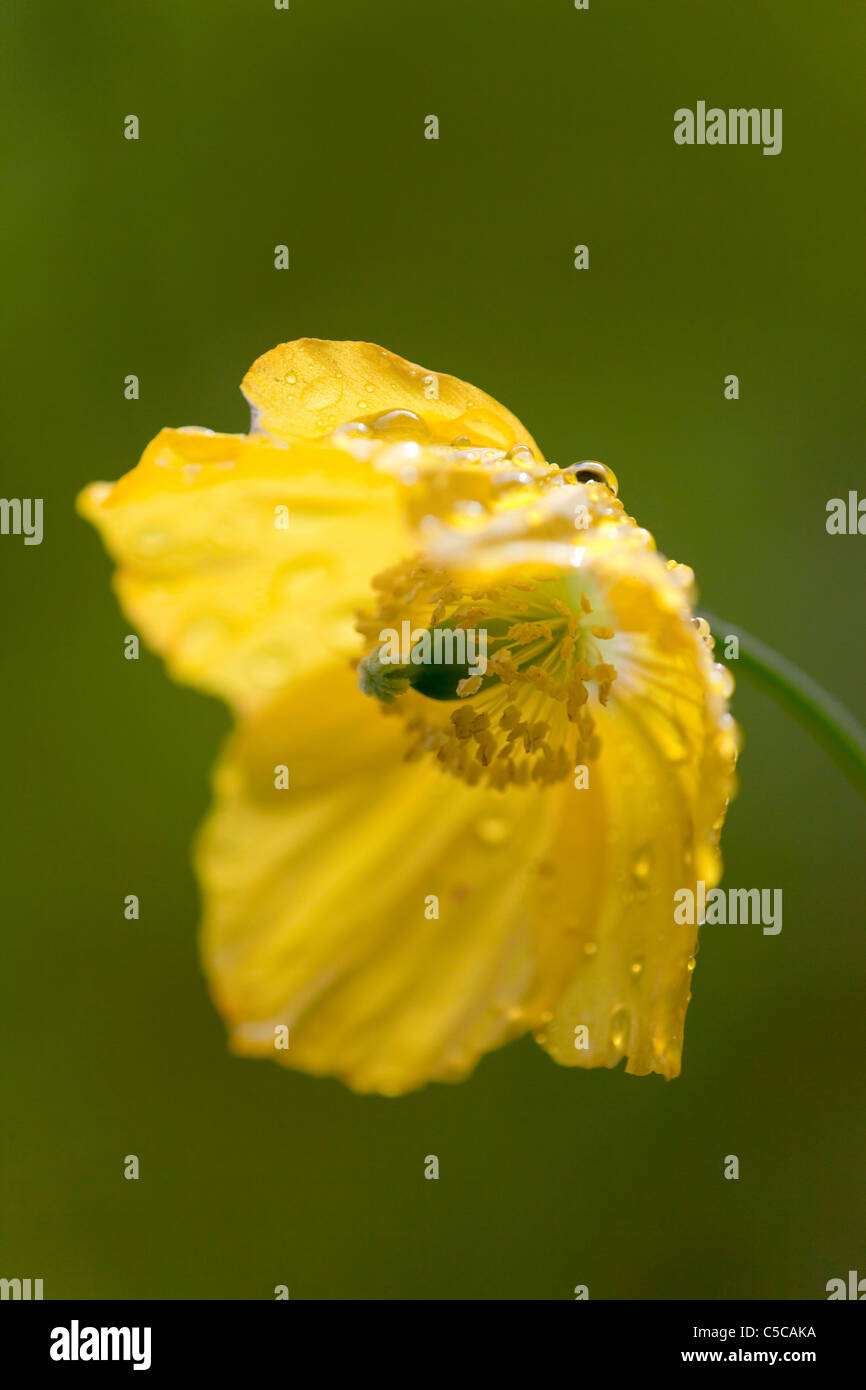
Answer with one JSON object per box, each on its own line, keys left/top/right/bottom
{"left": 78, "top": 339, "right": 738, "bottom": 1095}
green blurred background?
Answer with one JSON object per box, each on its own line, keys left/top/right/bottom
{"left": 2, "top": 0, "right": 864, "bottom": 1299}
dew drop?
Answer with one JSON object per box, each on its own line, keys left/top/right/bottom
{"left": 178, "top": 616, "right": 227, "bottom": 658}
{"left": 566, "top": 460, "right": 619, "bottom": 495}
{"left": 368, "top": 408, "right": 426, "bottom": 441}
{"left": 631, "top": 846, "right": 653, "bottom": 884}
{"left": 670, "top": 562, "right": 695, "bottom": 589}
{"left": 300, "top": 376, "right": 342, "bottom": 411}
{"left": 630, "top": 957, "right": 644, "bottom": 977}
{"left": 711, "top": 663, "right": 735, "bottom": 699}
{"left": 583, "top": 940, "right": 598, "bottom": 957}
{"left": 687, "top": 955, "right": 697, "bottom": 972}
{"left": 609, "top": 1006, "right": 631, "bottom": 1051}
{"left": 133, "top": 528, "right": 171, "bottom": 557}
{"left": 475, "top": 816, "right": 510, "bottom": 846}
{"left": 249, "top": 649, "right": 290, "bottom": 690}
{"left": 331, "top": 420, "right": 372, "bottom": 439}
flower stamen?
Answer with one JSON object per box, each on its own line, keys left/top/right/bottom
{"left": 356, "top": 556, "right": 619, "bottom": 789}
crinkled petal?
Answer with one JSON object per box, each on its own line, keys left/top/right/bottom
{"left": 195, "top": 663, "right": 605, "bottom": 1095}
{"left": 242, "top": 338, "right": 543, "bottom": 454}
{"left": 78, "top": 340, "right": 738, "bottom": 1093}
{"left": 524, "top": 550, "right": 735, "bottom": 1078}
{"left": 77, "top": 428, "right": 406, "bottom": 713}
{"left": 535, "top": 646, "right": 734, "bottom": 1079}
{"left": 370, "top": 488, "right": 738, "bottom": 1079}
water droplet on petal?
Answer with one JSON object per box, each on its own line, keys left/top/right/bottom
{"left": 566, "top": 461, "right": 619, "bottom": 495}
{"left": 368, "top": 409, "right": 427, "bottom": 441}
{"left": 331, "top": 420, "right": 372, "bottom": 439}
{"left": 667, "top": 561, "right": 695, "bottom": 589}
{"left": 475, "top": 816, "right": 510, "bottom": 846}
{"left": 711, "top": 663, "right": 735, "bottom": 699}
{"left": 249, "top": 649, "right": 291, "bottom": 690}
{"left": 631, "top": 846, "right": 653, "bottom": 884}
{"left": 133, "top": 528, "right": 169, "bottom": 557}
{"left": 609, "top": 1006, "right": 631, "bottom": 1051}
{"left": 300, "top": 376, "right": 342, "bottom": 411}
{"left": 506, "top": 444, "right": 535, "bottom": 464}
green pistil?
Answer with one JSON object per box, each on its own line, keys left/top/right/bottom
{"left": 357, "top": 650, "right": 412, "bottom": 704}
{"left": 358, "top": 617, "right": 568, "bottom": 706}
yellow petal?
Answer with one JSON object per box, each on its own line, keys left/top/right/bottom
{"left": 354, "top": 478, "right": 737, "bottom": 1079}
{"left": 78, "top": 342, "right": 546, "bottom": 714}
{"left": 196, "top": 662, "right": 605, "bottom": 1095}
{"left": 79, "top": 341, "right": 737, "bottom": 1093}
{"left": 535, "top": 650, "right": 731, "bottom": 1078}
{"left": 77, "top": 428, "right": 406, "bottom": 713}
{"left": 242, "top": 338, "right": 543, "bottom": 455}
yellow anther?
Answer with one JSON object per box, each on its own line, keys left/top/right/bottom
{"left": 359, "top": 554, "right": 619, "bottom": 789}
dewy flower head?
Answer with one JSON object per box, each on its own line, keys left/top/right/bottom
{"left": 78, "top": 340, "right": 738, "bottom": 1095}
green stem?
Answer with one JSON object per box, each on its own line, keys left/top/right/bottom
{"left": 700, "top": 612, "right": 866, "bottom": 800}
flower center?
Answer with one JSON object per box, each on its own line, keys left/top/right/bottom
{"left": 356, "top": 557, "right": 618, "bottom": 789}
